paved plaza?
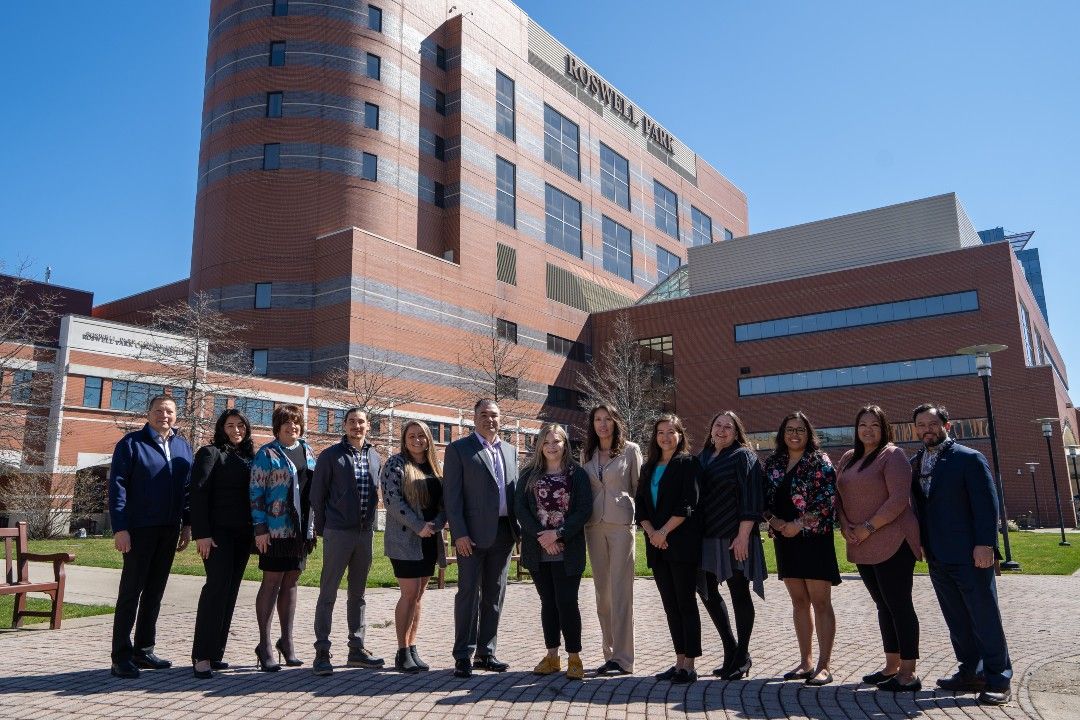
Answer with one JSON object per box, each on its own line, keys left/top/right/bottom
{"left": 0, "top": 568, "right": 1077, "bottom": 719}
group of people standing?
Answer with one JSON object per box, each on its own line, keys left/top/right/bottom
{"left": 106, "top": 394, "right": 1012, "bottom": 706}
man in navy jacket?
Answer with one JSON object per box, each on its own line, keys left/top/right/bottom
{"left": 910, "top": 403, "right": 1011, "bottom": 705}
{"left": 108, "top": 394, "right": 193, "bottom": 679}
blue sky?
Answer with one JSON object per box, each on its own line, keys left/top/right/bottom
{"left": 1, "top": 1, "right": 1077, "bottom": 383}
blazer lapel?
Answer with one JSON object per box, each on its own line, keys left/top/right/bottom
{"left": 927, "top": 445, "right": 952, "bottom": 499}
{"left": 473, "top": 434, "right": 498, "bottom": 484}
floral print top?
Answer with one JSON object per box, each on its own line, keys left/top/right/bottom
{"left": 763, "top": 451, "right": 837, "bottom": 535}
{"left": 535, "top": 471, "right": 571, "bottom": 530}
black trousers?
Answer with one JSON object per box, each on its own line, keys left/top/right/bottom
{"left": 653, "top": 558, "right": 701, "bottom": 658}
{"left": 111, "top": 525, "right": 180, "bottom": 663}
{"left": 453, "top": 518, "right": 514, "bottom": 660}
{"left": 856, "top": 543, "right": 920, "bottom": 659}
{"left": 192, "top": 527, "right": 252, "bottom": 661}
{"left": 698, "top": 569, "right": 754, "bottom": 665}
{"left": 532, "top": 561, "right": 583, "bottom": 653}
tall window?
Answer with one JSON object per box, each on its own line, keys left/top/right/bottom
{"left": 366, "top": 53, "right": 381, "bottom": 80}
{"left": 269, "top": 42, "right": 286, "bottom": 67}
{"left": 656, "top": 246, "right": 680, "bottom": 281}
{"left": 544, "top": 105, "right": 580, "bottom": 180}
{"left": 690, "top": 206, "right": 713, "bottom": 246}
{"left": 110, "top": 380, "right": 163, "bottom": 412}
{"left": 654, "top": 180, "right": 679, "bottom": 239}
{"left": 10, "top": 370, "right": 34, "bottom": 404}
{"left": 496, "top": 318, "right": 518, "bottom": 344}
{"left": 263, "top": 143, "right": 280, "bottom": 170}
{"left": 602, "top": 216, "right": 633, "bottom": 281}
{"left": 236, "top": 397, "right": 274, "bottom": 426}
{"left": 362, "top": 152, "right": 377, "bottom": 181}
{"left": 435, "top": 44, "right": 448, "bottom": 70}
{"left": 367, "top": 4, "right": 382, "bottom": 31}
{"left": 254, "top": 282, "right": 272, "bottom": 309}
{"left": 419, "top": 128, "right": 445, "bottom": 160}
{"left": 495, "top": 71, "right": 515, "bottom": 140}
{"left": 599, "top": 143, "right": 630, "bottom": 210}
{"left": 266, "top": 92, "right": 283, "bottom": 118}
{"left": 252, "top": 349, "right": 268, "bottom": 376}
{"left": 496, "top": 156, "right": 516, "bottom": 228}
{"left": 272, "top": 0, "right": 288, "bottom": 16}
{"left": 83, "top": 376, "right": 103, "bottom": 408}
{"left": 545, "top": 184, "right": 582, "bottom": 258}
{"left": 723, "top": 227, "right": 734, "bottom": 241}
{"left": 1019, "top": 302, "right": 1035, "bottom": 366}
{"left": 364, "top": 102, "right": 379, "bottom": 130}
{"left": 435, "top": 89, "right": 446, "bottom": 115}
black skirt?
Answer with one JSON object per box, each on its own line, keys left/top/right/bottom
{"left": 257, "top": 535, "right": 310, "bottom": 573}
{"left": 773, "top": 532, "right": 841, "bottom": 585}
{"left": 390, "top": 536, "right": 437, "bottom": 579}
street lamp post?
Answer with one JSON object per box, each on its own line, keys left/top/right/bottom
{"left": 1024, "top": 463, "right": 1042, "bottom": 528}
{"left": 958, "top": 344, "right": 1018, "bottom": 569}
{"left": 1036, "top": 418, "right": 1071, "bottom": 547}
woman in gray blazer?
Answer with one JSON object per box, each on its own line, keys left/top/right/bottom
{"left": 380, "top": 420, "right": 446, "bottom": 673}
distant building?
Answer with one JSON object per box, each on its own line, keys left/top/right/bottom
{"left": 979, "top": 227, "right": 1048, "bottom": 323}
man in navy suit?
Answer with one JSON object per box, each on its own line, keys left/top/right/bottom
{"left": 910, "top": 403, "right": 1011, "bottom": 705}
{"left": 443, "top": 399, "right": 519, "bottom": 678}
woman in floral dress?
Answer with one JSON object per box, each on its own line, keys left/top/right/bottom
{"left": 763, "top": 411, "right": 840, "bottom": 686}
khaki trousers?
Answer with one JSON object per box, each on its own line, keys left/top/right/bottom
{"left": 585, "top": 522, "right": 636, "bottom": 671}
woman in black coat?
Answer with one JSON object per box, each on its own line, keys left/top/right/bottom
{"left": 515, "top": 422, "right": 593, "bottom": 680}
{"left": 190, "top": 409, "right": 255, "bottom": 679}
{"left": 635, "top": 413, "right": 702, "bottom": 684}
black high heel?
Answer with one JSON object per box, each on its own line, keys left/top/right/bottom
{"left": 721, "top": 656, "right": 752, "bottom": 680}
{"left": 275, "top": 639, "right": 303, "bottom": 667}
{"left": 255, "top": 645, "right": 281, "bottom": 672}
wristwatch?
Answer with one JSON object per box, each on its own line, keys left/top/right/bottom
{"left": 555, "top": 527, "right": 565, "bottom": 540}
{"left": 863, "top": 520, "right": 877, "bottom": 534}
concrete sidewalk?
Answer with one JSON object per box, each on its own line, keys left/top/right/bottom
{"left": 6, "top": 564, "right": 1079, "bottom": 720}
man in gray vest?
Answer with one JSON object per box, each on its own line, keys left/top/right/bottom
{"left": 310, "top": 408, "right": 385, "bottom": 674}
{"left": 443, "top": 398, "right": 519, "bottom": 678}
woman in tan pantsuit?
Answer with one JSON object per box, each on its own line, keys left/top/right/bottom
{"left": 581, "top": 404, "right": 642, "bottom": 675}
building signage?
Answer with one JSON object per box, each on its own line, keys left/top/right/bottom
{"left": 62, "top": 316, "right": 201, "bottom": 366}
{"left": 564, "top": 54, "right": 675, "bottom": 155}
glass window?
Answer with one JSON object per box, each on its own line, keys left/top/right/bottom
{"left": 171, "top": 387, "right": 187, "bottom": 416}
{"left": 690, "top": 206, "right": 713, "bottom": 246}
{"left": 263, "top": 143, "right": 280, "bottom": 170}
{"left": 110, "top": 380, "right": 163, "bottom": 412}
{"left": 269, "top": 42, "right": 286, "bottom": 67}
{"left": 366, "top": 53, "right": 381, "bottom": 80}
{"left": 723, "top": 228, "right": 734, "bottom": 241}
{"left": 252, "top": 349, "right": 268, "bottom": 376}
{"left": 656, "top": 246, "right": 680, "bottom": 281}
{"left": 547, "top": 334, "right": 585, "bottom": 361}
{"left": 214, "top": 396, "right": 230, "bottom": 416}
{"left": 272, "top": 0, "right": 288, "bottom": 16}
{"left": 9, "top": 370, "right": 32, "bottom": 404}
{"left": 435, "top": 89, "right": 446, "bottom": 115}
{"left": 1018, "top": 302, "right": 1035, "bottom": 366}
{"left": 738, "top": 354, "right": 977, "bottom": 396}
{"left": 543, "top": 105, "right": 580, "bottom": 180}
{"left": 546, "top": 385, "right": 577, "bottom": 409}
{"left": 254, "top": 282, "right": 271, "bottom": 309}
{"left": 420, "top": 128, "right": 445, "bottom": 160}
{"left": 599, "top": 143, "right": 630, "bottom": 210}
{"left": 266, "top": 91, "right": 283, "bottom": 118}
{"left": 544, "top": 184, "right": 582, "bottom": 257}
{"left": 602, "top": 216, "right": 633, "bottom": 281}
{"left": 364, "top": 102, "right": 379, "bottom": 130}
{"left": 83, "top": 376, "right": 103, "bottom": 408}
{"left": 496, "top": 318, "right": 518, "bottom": 344}
{"left": 436, "top": 44, "right": 448, "bottom": 70}
{"left": 495, "top": 71, "right": 515, "bottom": 140}
{"left": 496, "top": 156, "right": 515, "bottom": 228}
{"left": 653, "top": 180, "right": 679, "bottom": 239}
{"left": 236, "top": 397, "right": 273, "bottom": 426}
{"left": 367, "top": 4, "right": 382, "bottom": 31}
{"left": 362, "top": 152, "right": 377, "bottom": 181}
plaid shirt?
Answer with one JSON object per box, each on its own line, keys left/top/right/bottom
{"left": 343, "top": 438, "right": 375, "bottom": 514}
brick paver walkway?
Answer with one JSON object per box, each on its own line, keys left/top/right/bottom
{"left": 0, "top": 572, "right": 1076, "bottom": 719}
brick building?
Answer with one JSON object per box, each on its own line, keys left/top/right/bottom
{"left": 595, "top": 193, "right": 1077, "bottom": 528}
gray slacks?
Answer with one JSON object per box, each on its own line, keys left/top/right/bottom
{"left": 452, "top": 519, "right": 514, "bottom": 660}
{"left": 314, "top": 527, "right": 374, "bottom": 651}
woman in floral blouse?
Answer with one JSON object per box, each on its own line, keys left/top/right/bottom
{"left": 514, "top": 422, "right": 593, "bottom": 680}
{"left": 763, "top": 411, "right": 840, "bottom": 687}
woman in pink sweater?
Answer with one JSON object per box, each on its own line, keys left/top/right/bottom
{"left": 836, "top": 405, "right": 923, "bottom": 692}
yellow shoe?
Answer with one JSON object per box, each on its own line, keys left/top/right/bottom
{"left": 533, "top": 655, "right": 561, "bottom": 675}
{"left": 566, "top": 654, "right": 584, "bottom": 680}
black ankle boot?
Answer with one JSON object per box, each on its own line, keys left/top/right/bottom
{"left": 395, "top": 647, "right": 419, "bottom": 673}
{"left": 409, "top": 645, "right": 429, "bottom": 671}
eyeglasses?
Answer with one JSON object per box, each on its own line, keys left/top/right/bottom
{"left": 784, "top": 427, "right": 808, "bottom": 435}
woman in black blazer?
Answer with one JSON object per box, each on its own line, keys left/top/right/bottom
{"left": 635, "top": 413, "right": 702, "bottom": 683}
{"left": 190, "top": 409, "right": 256, "bottom": 679}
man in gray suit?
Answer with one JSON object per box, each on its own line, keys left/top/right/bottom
{"left": 443, "top": 398, "right": 519, "bottom": 678}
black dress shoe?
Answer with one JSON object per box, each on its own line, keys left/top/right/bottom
{"left": 863, "top": 670, "right": 896, "bottom": 685}
{"left": 192, "top": 664, "right": 213, "bottom": 680}
{"left": 936, "top": 672, "right": 985, "bottom": 692}
{"left": 132, "top": 651, "right": 172, "bottom": 670}
{"left": 110, "top": 660, "right": 140, "bottom": 679}
{"left": 473, "top": 655, "right": 509, "bottom": 672}
{"left": 671, "top": 669, "right": 698, "bottom": 684}
{"left": 877, "top": 676, "right": 921, "bottom": 692}
{"left": 783, "top": 667, "right": 813, "bottom": 680}
{"left": 720, "top": 656, "right": 752, "bottom": 681}
{"left": 454, "top": 658, "right": 473, "bottom": 678}
{"left": 978, "top": 687, "right": 1011, "bottom": 705}
{"left": 209, "top": 661, "right": 229, "bottom": 671}
{"left": 654, "top": 666, "right": 678, "bottom": 681}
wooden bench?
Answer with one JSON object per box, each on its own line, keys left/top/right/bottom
{"left": 0, "top": 521, "right": 75, "bottom": 629}
{"left": 436, "top": 528, "right": 524, "bottom": 589}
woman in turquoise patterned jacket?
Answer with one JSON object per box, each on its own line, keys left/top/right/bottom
{"left": 250, "top": 404, "right": 317, "bottom": 671}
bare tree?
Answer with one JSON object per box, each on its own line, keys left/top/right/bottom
{"left": 456, "top": 311, "right": 531, "bottom": 419}
{"left": 70, "top": 466, "right": 109, "bottom": 533}
{"left": 576, "top": 312, "right": 677, "bottom": 442}
{"left": 322, "top": 351, "right": 420, "bottom": 422}
{"left": 0, "top": 473, "right": 71, "bottom": 539}
{"left": 125, "top": 291, "right": 255, "bottom": 445}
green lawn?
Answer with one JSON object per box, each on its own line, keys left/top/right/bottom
{"left": 0, "top": 595, "right": 114, "bottom": 625}
{"left": 29, "top": 529, "right": 1080, "bottom": 590}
